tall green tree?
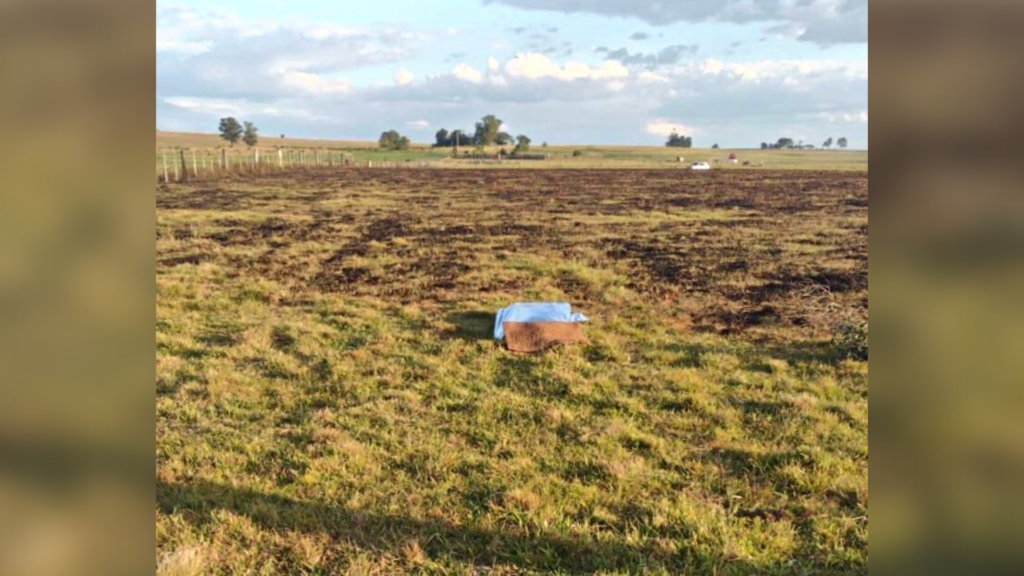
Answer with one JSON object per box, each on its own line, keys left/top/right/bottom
{"left": 474, "top": 114, "right": 503, "bottom": 146}
{"left": 242, "top": 121, "right": 259, "bottom": 147}
{"left": 665, "top": 131, "right": 692, "bottom": 148}
{"left": 434, "top": 128, "right": 450, "bottom": 147}
{"left": 837, "top": 137, "right": 849, "bottom": 149}
{"left": 379, "top": 130, "right": 410, "bottom": 151}
{"left": 823, "top": 137, "right": 833, "bottom": 149}
{"left": 513, "top": 134, "right": 532, "bottom": 154}
{"left": 218, "top": 117, "right": 243, "bottom": 146}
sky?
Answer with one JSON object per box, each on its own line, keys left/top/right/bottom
{"left": 156, "top": 0, "right": 868, "bottom": 148}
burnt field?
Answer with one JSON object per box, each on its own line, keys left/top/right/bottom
{"left": 157, "top": 168, "right": 868, "bottom": 575}
{"left": 157, "top": 168, "right": 866, "bottom": 338}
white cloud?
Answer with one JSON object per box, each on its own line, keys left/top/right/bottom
{"left": 394, "top": 68, "right": 415, "bottom": 86}
{"left": 157, "top": 5, "right": 419, "bottom": 101}
{"left": 639, "top": 70, "right": 670, "bottom": 83}
{"left": 504, "top": 53, "right": 628, "bottom": 81}
{"left": 486, "top": 0, "right": 867, "bottom": 44}
{"left": 277, "top": 70, "right": 351, "bottom": 95}
{"left": 452, "top": 63, "right": 484, "bottom": 83}
{"left": 156, "top": 6, "right": 866, "bottom": 148}
{"left": 645, "top": 120, "right": 699, "bottom": 137}
{"left": 260, "top": 106, "right": 318, "bottom": 119}
{"left": 164, "top": 97, "right": 245, "bottom": 116}
{"left": 819, "top": 110, "right": 869, "bottom": 124}
{"left": 686, "top": 58, "right": 868, "bottom": 84}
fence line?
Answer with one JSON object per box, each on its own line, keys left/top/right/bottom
{"left": 156, "top": 148, "right": 439, "bottom": 183}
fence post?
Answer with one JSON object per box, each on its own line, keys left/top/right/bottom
{"left": 278, "top": 149, "right": 283, "bottom": 169}
{"left": 162, "top": 152, "right": 168, "bottom": 183}
{"left": 179, "top": 150, "right": 188, "bottom": 182}
{"left": 254, "top": 148, "right": 259, "bottom": 171}
{"left": 221, "top": 148, "right": 227, "bottom": 170}
{"left": 191, "top": 150, "right": 198, "bottom": 178}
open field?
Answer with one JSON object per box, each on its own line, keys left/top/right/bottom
{"left": 157, "top": 131, "right": 869, "bottom": 171}
{"left": 156, "top": 168, "right": 868, "bottom": 575}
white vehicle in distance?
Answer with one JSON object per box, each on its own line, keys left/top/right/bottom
{"left": 690, "top": 161, "right": 711, "bottom": 170}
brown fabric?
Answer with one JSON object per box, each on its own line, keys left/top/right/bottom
{"left": 503, "top": 321, "right": 588, "bottom": 354}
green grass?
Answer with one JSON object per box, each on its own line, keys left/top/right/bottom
{"left": 156, "top": 168, "right": 868, "bottom": 575}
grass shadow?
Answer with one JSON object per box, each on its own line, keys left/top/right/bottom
{"left": 444, "top": 310, "right": 495, "bottom": 342}
{"left": 156, "top": 479, "right": 852, "bottom": 575}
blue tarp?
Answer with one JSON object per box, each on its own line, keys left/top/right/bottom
{"left": 493, "top": 302, "right": 588, "bottom": 340}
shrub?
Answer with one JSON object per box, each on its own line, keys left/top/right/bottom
{"left": 572, "top": 150, "right": 584, "bottom": 157}
{"left": 833, "top": 320, "right": 868, "bottom": 360}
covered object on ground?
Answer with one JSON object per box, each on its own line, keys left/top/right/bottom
{"left": 493, "top": 302, "right": 588, "bottom": 340}
{"left": 503, "top": 321, "right": 589, "bottom": 354}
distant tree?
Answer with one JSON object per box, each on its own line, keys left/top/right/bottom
{"left": 379, "top": 130, "right": 410, "bottom": 151}
{"left": 218, "top": 117, "right": 243, "bottom": 146}
{"left": 474, "top": 114, "right": 504, "bottom": 146}
{"left": 712, "top": 143, "right": 719, "bottom": 149}
{"left": 823, "top": 137, "right": 833, "bottom": 149}
{"left": 242, "top": 121, "right": 259, "bottom": 147}
{"left": 776, "top": 137, "right": 795, "bottom": 149}
{"left": 665, "top": 131, "right": 693, "bottom": 148}
{"left": 761, "top": 142, "right": 768, "bottom": 149}
{"left": 542, "top": 142, "right": 548, "bottom": 148}
{"left": 435, "top": 128, "right": 450, "bottom": 148}
{"left": 496, "top": 131, "right": 513, "bottom": 146}
{"left": 837, "top": 137, "right": 849, "bottom": 149}
{"left": 447, "top": 129, "right": 472, "bottom": 147}
{"left": 513, "top": 134, "right": 532, "bottom": 154}
{"left": 572, "top": 150, "right": 584, "bottom": 157}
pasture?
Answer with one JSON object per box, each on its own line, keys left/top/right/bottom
{"left": 156, "top": 131, "right": 869, "bottom": 172}
{"left": 156, "top": 167, "right": 868, "bottom": 575}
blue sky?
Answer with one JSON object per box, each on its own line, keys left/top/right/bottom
{"left": 157, "top": 0, "right": 868, "bottom": 147}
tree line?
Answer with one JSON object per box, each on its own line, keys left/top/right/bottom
{"left": 218, "top": 117, "right": 850, "bottom": 154}
{"left": 761, "top": 137, "right": 848, "bottom": 150}
{"left": 664, "top": 131, "right": 693, "bottom": 148}
{"left": 374, "top": 115, "right": 535, "bottom": 154}
{"left": 218, "top": 117, "right": 259, "bottom": 147}
{"left": 432, "top": 115, "right": 532, "bottom": 154}
{"left": 663, "top": 130, "right": 852, "bottom": 150}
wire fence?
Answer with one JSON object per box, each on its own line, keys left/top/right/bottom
{"left": 156, "top": 148, "right": 438, "bottom": 183}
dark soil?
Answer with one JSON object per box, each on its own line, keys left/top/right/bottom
{"left": 157, "top": 168, "right": 867, "bottom": 332}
